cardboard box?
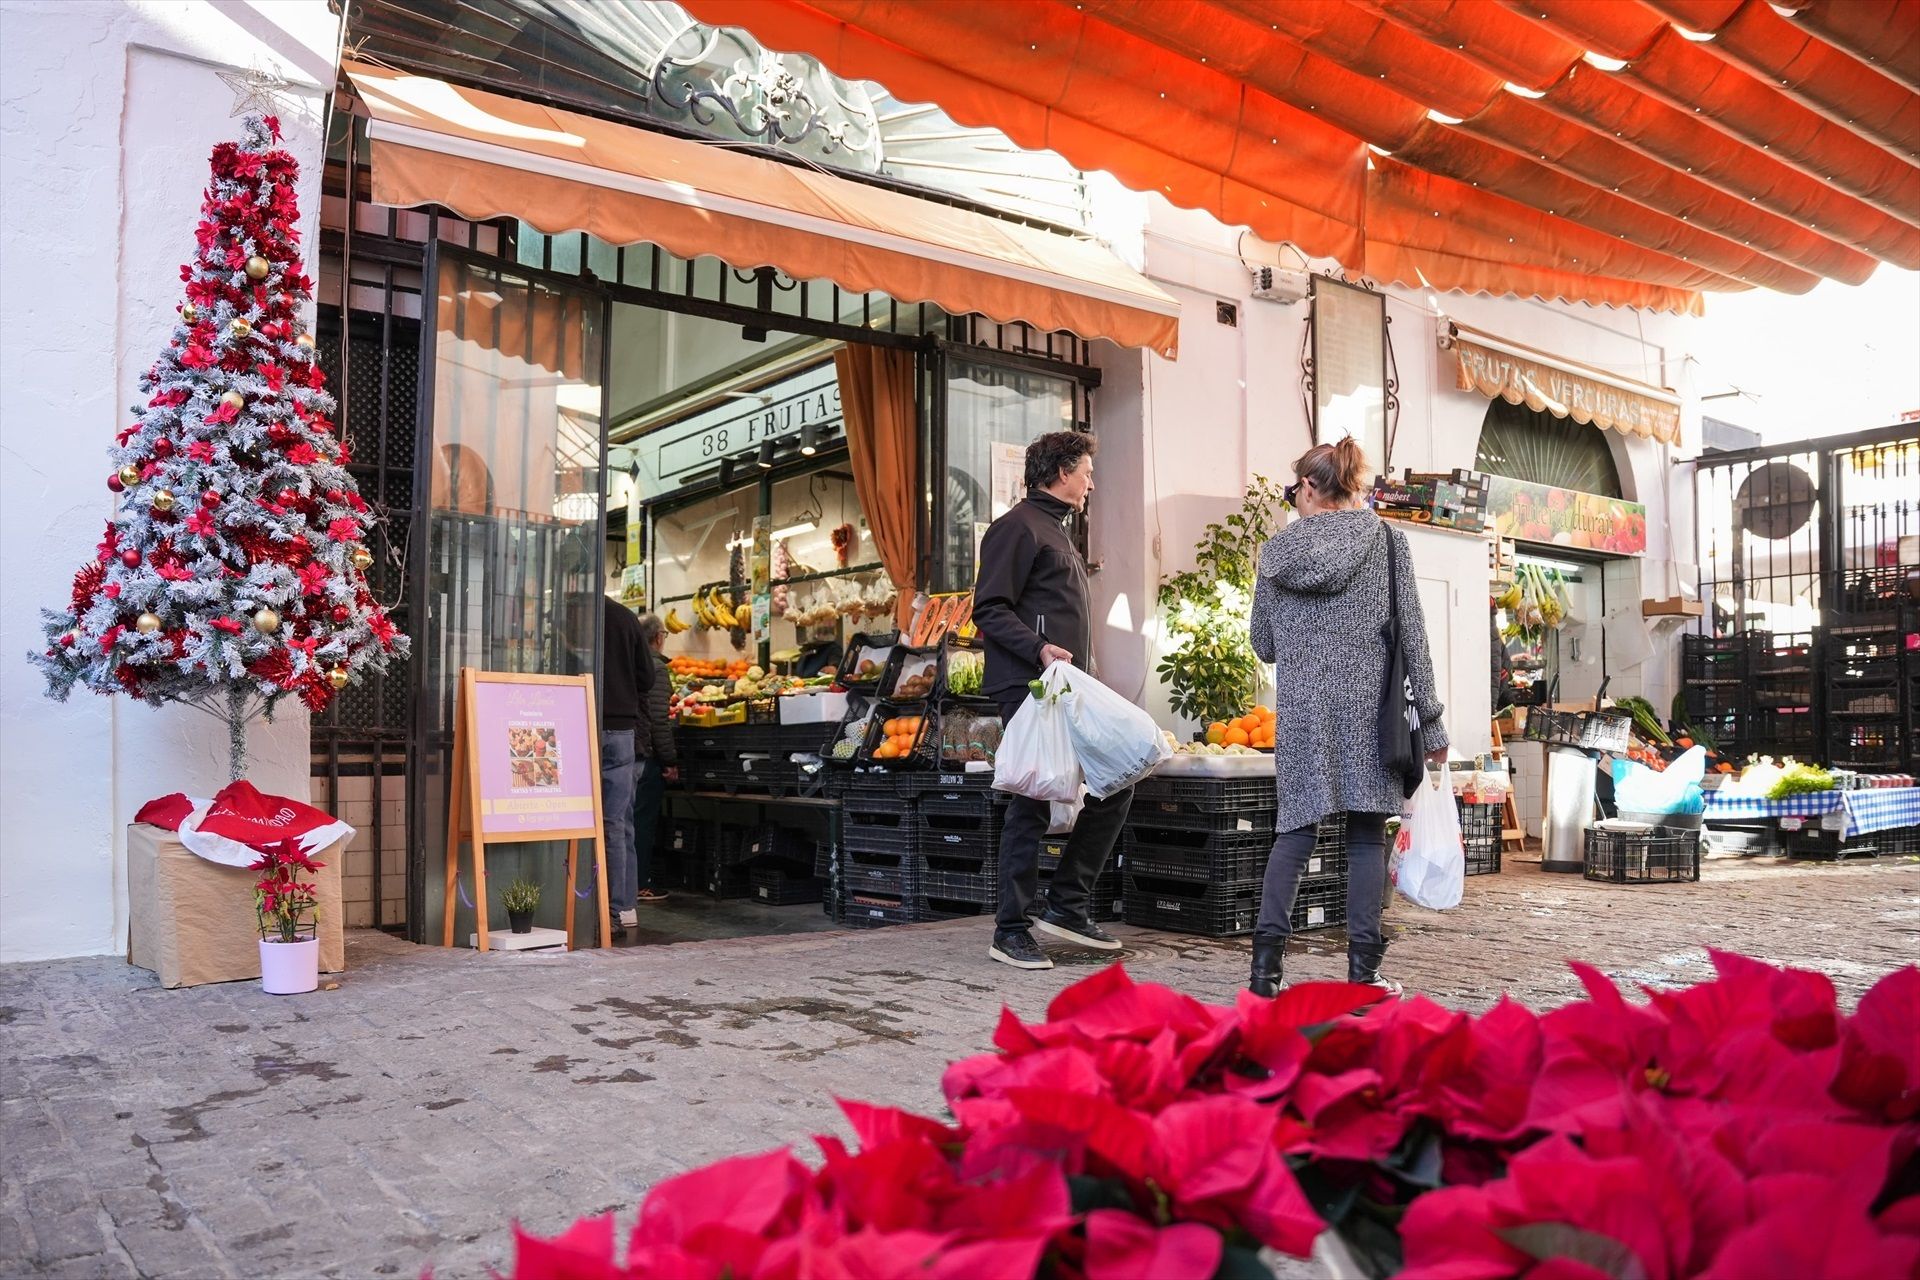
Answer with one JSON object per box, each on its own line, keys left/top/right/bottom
{"left": 127, "top": 823, "right": 346, "bottom": 988}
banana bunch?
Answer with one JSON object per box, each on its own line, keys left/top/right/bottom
{"left": 699, "top": 585, "right": 740, "bottom": 630}
{"left": 663, "top": 609, "right": 691, "bottom": 635}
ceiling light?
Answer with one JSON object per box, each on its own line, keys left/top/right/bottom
{"left": 756, "top": 440, "right": 776, "bottom": 469}
{"left": 799, "top": 423, "right": 822, "bottom": 456}
{"left": 726, "top": 520, "right": 819, "bottom": 550}
{"left": 719, "top": 459, "right": 736, "bottom": 488}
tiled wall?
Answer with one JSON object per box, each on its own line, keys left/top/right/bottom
{"left": 310, "top": 770, "right": 406, "bottom": 929}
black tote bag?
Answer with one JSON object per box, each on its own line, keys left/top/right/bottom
{"left": 1378, "top": 526, "right": 1425, "bottom": 798}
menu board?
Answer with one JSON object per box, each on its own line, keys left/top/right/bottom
{"left": 469, "top": 677, "right": 599, "bottom": 836}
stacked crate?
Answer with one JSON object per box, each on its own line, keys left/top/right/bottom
{"left": 1680, "top": 633, "right": 1753, "bottom": 757}
{"left": 1824, "top": 615, "right": 1907, "bottom": 771}
{"left": 1457, "top": 800, "right": 1503, "bottom": 877}
{"left": 1746, "top": 631, "right": 1819, "bottom": 759}
{"left": 1119, "top": 776, "right": 1344, "bottom": 937}
{"left": 838, "top": 786, "right": 922, "bottom": 926}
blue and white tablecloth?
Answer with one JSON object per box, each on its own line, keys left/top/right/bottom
{"left": 1703, "top": 786, "right": 1919, "bottom": 837}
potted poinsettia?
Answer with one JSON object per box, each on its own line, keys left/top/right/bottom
{"left": 252, "top": 838, "right": 323, "bottom": 994}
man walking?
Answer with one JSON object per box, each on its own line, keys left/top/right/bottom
{"left": 632, "top": 613, "right": 678, "bottom": 904}
{"left": 972, "top": 431, "right": 1129, "bottom": 970}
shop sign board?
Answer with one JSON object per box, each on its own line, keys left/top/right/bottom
{"left": 1487, "top": 476, "right": 1647, "bottom": 554}
{"left": 653, "top": 362, "right": 842, "bottom": 482}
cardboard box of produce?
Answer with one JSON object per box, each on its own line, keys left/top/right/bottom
{"left": 127, "top": 823, "right": 346, "bottom": 988}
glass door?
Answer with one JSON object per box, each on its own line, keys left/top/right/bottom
{"left": 410, "top": 251, "right": 608, "bottom": 945}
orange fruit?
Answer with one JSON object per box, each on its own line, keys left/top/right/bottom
{"left": 1225, "top": 726, "right": 1250, "bottom": 747}
{"left": 1255, "top": 705, "right": 1274, "bottom": 722}
{"left": 1205, "top": 722, "right": 1227, "bottom": 745}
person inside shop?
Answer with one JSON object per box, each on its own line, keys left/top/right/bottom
{"left": 565, "top": 591, "right": 654, "bottom": 937}
{"left": 972, "top": 430, "right": 1130, "bottom": 971}
{"left": 632, "top": 613, "right": 678, "bottom": 905}
{"left": 1246, "top": 437, "right": 1449, "bottom": 998}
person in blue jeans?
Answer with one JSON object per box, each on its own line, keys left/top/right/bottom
{"left": 632, "top": 614, "right": 677, "bottom": 902}
{"left": 596, "top": 596, "right": 653, "bottom": 934}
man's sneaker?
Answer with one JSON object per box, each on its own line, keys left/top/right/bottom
{"left": 636, "top": 889, "right": 670, "bottom": 904}
{"left": 617, "top": 908, "right": 639, "bottom": 927}
{"left": 988, "top": 930, "right": 1054, "bottom": 970}
{"left": 1033, "top": 909, "right": 1123, "bottom": 952}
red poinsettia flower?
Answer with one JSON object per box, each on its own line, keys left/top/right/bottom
{"left": 327, "top": 518, "right": 361, "bottom": 543}
{"left": 1084, "top": 1210, "right": 1222, "bottom": 1280}
{"left": 1831, "top": 964, "right": 1919, "bottom": 1122}
{"left": 209, "top": 617, "right": 243, "bottom": 635}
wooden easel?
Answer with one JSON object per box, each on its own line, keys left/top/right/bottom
{"left": 442, "top": 668, "right": 611, "bottom": 952}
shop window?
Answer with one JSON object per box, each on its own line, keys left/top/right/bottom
{"left": 1474, "top": 401, "right": 1623, "bottom": 498}
{"left": 941, "top": 355, "right": 1081, "bottom": 590}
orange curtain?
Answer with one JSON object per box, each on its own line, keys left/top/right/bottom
{"left": 834, "top": 345, "right": 919, "bottom": 630}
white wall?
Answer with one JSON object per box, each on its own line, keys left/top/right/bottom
{"left": 1089, "top": 195, "right": 1700, "bottom": 753}
{"left": 0, "top": 0, "right": 341, "bottom": 962}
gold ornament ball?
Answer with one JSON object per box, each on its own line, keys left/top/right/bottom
{"left": 151, "top": 488, "right": 176, "bottom": 513}
{"left": 295, "top": 333, "right": 316, "bottom": 352}
{"left": 136, "top": 612, "right": 162, "bottom": 635}
{"left": 350, "top": 546, "right": 373, "bottom": 571}
{"left": 327, "top": 665, "right": 351, "bottom": 691}
{"left": 252, "top": 607, "right": 281, "bottom": 634}
{"left": 220, "top": 390, "right": 246, "bottom": 412}
{"left": 117, "top": 464, "right": 142, "bottom": 487}
{"left": 245, "top": 255, "right": 271, "bottom": 281}
{"left": 181, "top": 303, "right": 199, "bottom": 324}
{"left": 230, "top": 317, "right": 252, "bottom": 338}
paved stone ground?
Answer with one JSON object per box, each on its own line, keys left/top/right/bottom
{"left": 3, "top": 854, "right": 1916, "bottom": 1279}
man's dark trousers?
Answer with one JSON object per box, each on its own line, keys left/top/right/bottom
{"left": 993, "top": 691, "right": 1134, "bottom": 931}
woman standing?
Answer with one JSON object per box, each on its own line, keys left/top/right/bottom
{"left": 1247, "top": 439, "right": 1448, "bottom": 997}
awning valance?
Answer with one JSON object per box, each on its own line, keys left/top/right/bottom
{"left": 680, "top": 0, "right": 1920, "bottom": 315}
{"left": 1445, "top": 323, "right": 1681, "bottom": 445}
{"left": 343, "top": 63, "right": 1182, "bottom": 357}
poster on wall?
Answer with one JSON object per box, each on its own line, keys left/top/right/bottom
{"left": 750, "top": 516, "right": 772, "bottom": 639}
{"left": 1487, "top": 476, "right": 1646, "bottom": 554}
{"left": 989, "top": 441, "right": 1027, "bottom": 519}
{"left": 469, "top": 677, "right": 599, "bottom": 835}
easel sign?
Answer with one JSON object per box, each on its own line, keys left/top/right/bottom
{"left": 442, "top": 668, "right": 610, "bottom": 951}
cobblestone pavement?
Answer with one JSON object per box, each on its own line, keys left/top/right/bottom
{"left": 3, "top": 855, "right": 1916, "bottom": 1278}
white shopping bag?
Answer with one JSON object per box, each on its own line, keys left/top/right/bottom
{"left": 992, "top": 667, "right": 1084, "bottom": 803}
{"left": 1047, "top": 794, "right": 1083, "bottom": 835}
{"left": 1391, "top": 773, "right": 1465, "bottom": 910}
{"left": 1051, "top": 662, "right": 1173, "bottom": 799}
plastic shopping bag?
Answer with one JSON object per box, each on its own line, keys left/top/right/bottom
{"left": 1047, "top": 794, "right": 1083, "bottom": 835}
{"left": 992, "top": 673, "right": 1084, "bottom": 803}
{"left": 1612, "top": 745, "right": 1707, "bottom": 816}
{"left": 1391, "top": 774, "right": 1465, "bottom": 910}
{"left": 1051, "top": 662, "right": 1173, "bottom": 799}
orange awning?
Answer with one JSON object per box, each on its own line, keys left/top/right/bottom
{"left": 343, "top": 62, "right": 1182, "bottom": 357}
{"left": 681, "top": 0, "right": 1920, "bottom": 314}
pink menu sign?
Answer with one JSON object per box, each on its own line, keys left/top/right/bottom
{"left": 470, "top": 679, "right": 597, "bottom": 836}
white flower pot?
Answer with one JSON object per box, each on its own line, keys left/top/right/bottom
{"left": 259, "top": 937, "right": 319, "bottom": 995}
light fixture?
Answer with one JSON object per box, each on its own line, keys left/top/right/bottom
{"left": 742, "top": 324, "right": 769, "bottom": 343}
{"left": 799, "top": 423, "right": 822, "bottom": 456}
{"left": 756, "top": 440, "right": 776, "bottom": 469}
{"left": 719, "top": 458, "right": 736, "bottom": 487}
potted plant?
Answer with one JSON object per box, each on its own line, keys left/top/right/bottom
{"left": 251, "top": 838, "right": 323, "bottom": 995}
{"left": 502, "top": 878, "right": 541, "bottom": 935}
{"left": 1156, "top": 475, "right": 1288, "bottom": 726}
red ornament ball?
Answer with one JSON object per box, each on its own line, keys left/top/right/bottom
{"left": 202, "top": 489, "right": 221, "bottom": 506}
{"left": 107, "top": 473, "right": 125, "bottom": 493}
{"left": 325, "top": 489, "right": 342, "bottom": 503}
{"left": 330, "top": 605, "right": 350, "bottom": 623}
{"left": 152, "top": 438, "right": 173, "bottom": 458}
{"left": 276, "top": 488, "right": 297, "bottom": 506}
{"left": 120, "top": 549, "right": 141, "bottom": 569}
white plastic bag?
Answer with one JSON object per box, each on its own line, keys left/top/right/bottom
{"left": 1391, "top": 774, "right": 1465, "bottom": 910}
{"left": 1047, "top": 794, "right": 1083, "bottom": 835}
{"left": 992, "top": 672, "right": 1083, "bottom": 803}
{"left": 1052, "top": 662, "right": 1173, "bottom": 799}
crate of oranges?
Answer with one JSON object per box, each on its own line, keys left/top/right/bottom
{"left": 865, "top": 711, "right": 933, "bottom": 766}
{"left": 1205, "top": 707, "right": 1276, "bottom": 751}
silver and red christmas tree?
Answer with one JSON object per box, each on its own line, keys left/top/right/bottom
{"left": 30, "top": 114, "right": 408, "bottom": 779}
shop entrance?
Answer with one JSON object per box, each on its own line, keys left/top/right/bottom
{"left": 407, "top": 227, "right": 1099, "bottom": 947}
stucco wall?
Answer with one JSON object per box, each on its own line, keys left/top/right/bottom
{"left": 0, "top": 0, "right": 340, "bottom": 962}
{"left": 1090, "top": 197, "right": 1699, "bottom": 750}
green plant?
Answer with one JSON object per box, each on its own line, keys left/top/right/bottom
{"left": 501, "top": 878, "right": 542, "bottom": 914}
{"left": 1155, "top": 475, "right": 1288, "bottom": 726}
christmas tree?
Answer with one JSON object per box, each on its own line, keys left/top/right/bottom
{"left": 30, "top": 115, "right": 408, "bottom": 780}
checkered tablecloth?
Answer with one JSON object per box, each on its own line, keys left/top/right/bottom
{"left": 1701, "top": 786, "right": 1919, "bottom": 837}
{"left": 1839, "top": 787, "right": 1920, "bottom": 838}
{"left": 1701, "top": 791, "right": 1843, "bottom": 822}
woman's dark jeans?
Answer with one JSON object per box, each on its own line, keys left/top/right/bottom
{"left": 1254, "top": 812, "right": 1389, "bottom": 946}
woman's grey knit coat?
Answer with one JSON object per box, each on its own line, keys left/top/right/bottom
{"left": 1250, "top": 509, "right": 1449, "bottom": 833}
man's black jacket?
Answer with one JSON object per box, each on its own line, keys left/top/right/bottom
{"left": 971, "top": 490, "right": 1088, "bottom": 698}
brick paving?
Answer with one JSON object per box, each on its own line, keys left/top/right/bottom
{"left": 2, "top": 854, "right": 1915, "bottom": 1278}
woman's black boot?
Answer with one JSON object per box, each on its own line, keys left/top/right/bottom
{"left": 1248, "top": 940, "right": 1286, "bottom": 998}
{"left": 1347, "top": 943, "right": 1403, "bottom": 998}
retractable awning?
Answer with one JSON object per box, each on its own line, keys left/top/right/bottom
{"left": 344, "top": 63, "right": 1182, "bottom": 357}
{"left": 681, "top": 0, "right": 1920, "bottom": 315}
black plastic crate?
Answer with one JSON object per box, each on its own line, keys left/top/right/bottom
{"left": 840, "top": 844, "right": 919, "bottom": 897}
{"left": 1458, "top": 799, "right": 1503, "bottom": 877}
{"left": 918, "top": 847, "right": 997, "bottom": 903}
{"left": 1827, "top": 654, "right": 1904, "bottom": 686}
{"left": 1129, "top": 774, "right": 1277, "bottom": 815}
{"left": 857, "top": 704, "right": 940, "bottom": 770}
{"left": 881, "top": 644, "right": 945, "bottom": 702}
{"left": 1828, "top": 721, "right": 1904, "bottom": 769}
{"left": 918, "top": 894, "right": 990, "bottom": 920}
{"left": 1125, "top": 806, "right": 1275, "bottom": 838}
{"left": 704, "top": 857, "right": 753, "bottom": 899}
{"left": 750, "top": 865, "right": 824, "bottom": 905}
{"left": 1290, "top": 878, "right": 1346, "bottom": 933}
{"left": 841, "top": 893, "right": 927, "bottom": 929}
{"left": 1583, "top": 826, "right": 1701, "bottom": 884}
{"left": 842, "top": 790, "right": 917, "bottom": 831}
{"left": 812, "top": 840, "right": 833, "bottom": 879}
{"left": 918, "top": 783, "right": 1006, "bottom": 824}
{"left": 1525, "top": 707, "right": 1633, "bottom": 751}
{"left": 1121, "top": 833, "right": 1269, "bottom": 885}
{"left": 1122, "top": 873, "right": 1261, "bottom": 937}
{"left": 1875, "top": 824, "right": 1920, "bottom": 858}
{"left": 1784, "top": 821, "right": 1886, "bottom": 861}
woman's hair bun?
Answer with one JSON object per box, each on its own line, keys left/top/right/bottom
{"left": 1292, "top": 436, "right": 1372, "bottom": 502}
